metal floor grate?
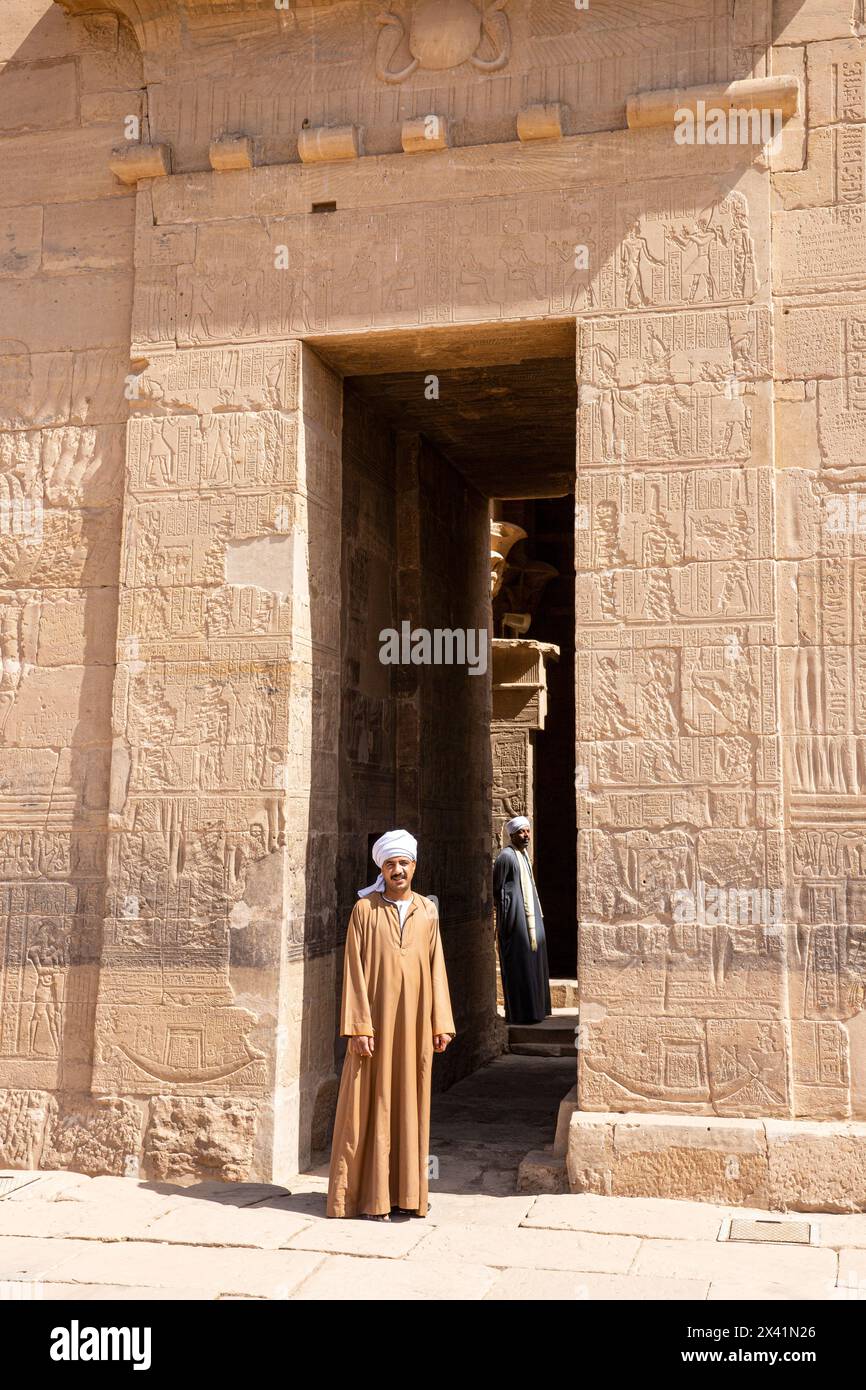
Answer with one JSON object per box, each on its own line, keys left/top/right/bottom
{"left": 725, "top": 1218, "right": 814, "bottom": 1245}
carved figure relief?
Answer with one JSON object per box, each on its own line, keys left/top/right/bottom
{"left": 376, "top": 1, "right": 511, "bottom": 84}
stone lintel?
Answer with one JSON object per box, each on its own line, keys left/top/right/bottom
{"left": 209, "top": 135, "right": 254, "bottom": 171}
{"left": 401, "top": 115, "right": 449, "bottom": 153}
{"left": 298, "top": 124, "right": 361, "bottom": 164}
{"left": 627, "top": 75, "right": 801, "bottom": 130}
{"left": 109, "top": 142, "right": 172, "bottom": 184}
{"left": 567, "top": 1111, "right": 866, "bottom": 1212}
{"left": 517, "top": 104, "right": 566, "bottom": 142}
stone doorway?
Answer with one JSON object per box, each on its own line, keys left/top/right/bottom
{"left": 312, "top": 320, "right": 578, "bottom": 1099}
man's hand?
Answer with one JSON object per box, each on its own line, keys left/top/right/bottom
{"left": 348, "top": 1035, "right": 375, "bottom": 1057}
{"left": 433, "top": 1033, "right": 454, "bottom": 1053}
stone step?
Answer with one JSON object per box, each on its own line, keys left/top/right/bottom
{"left": 508, "top": 1009, "right": 578, "bottom": 1051}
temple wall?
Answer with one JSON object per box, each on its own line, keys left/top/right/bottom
{"left": 0, "top": 0, "right": 137, "bottom": 1168}
{"left": 416, "top": 435, "right": 496, "bottom": 1083}
{"left": 771, "top": 7, "right": 866, "bottom": 1122}
{"left": 338, "top": 389, "right": 397, "bottom": 923}
{"left": 1, "top": 0, "right": 865, "bottom": 1196}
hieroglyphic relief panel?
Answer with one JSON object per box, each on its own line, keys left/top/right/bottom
{"left": 774, "top": 38, "right": 865, "bottom": 212}
{"left": 776, "top": 204, "right": 866, "bottom": 293}
{"left": 0, "top": 335, "right": 129, "bottom": 1097}
{"left": 579, "top": 1014, "right": 791, "bottom": 1118}
{"left": 575, "top": 159, "right": 792, "bottom": 1117}
{"left": 777, "top": 302, "right": 866, "bottom": 475}
{"left": 605, "top": 187, "right": 767, "bottom": 312}
{"left": 576, "top": 466, "right": 775, "bottom": 627}
{"left": 134, "top": 175, "right": 769, "bottom": 349}
{"left": 92, "top": 340, "right": 342, "bottom": 1110}
{"left": 578, "top": 308, "right": 773, "bottom": 468}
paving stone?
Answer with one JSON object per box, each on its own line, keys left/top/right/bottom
{"left": 427, "top": 1193, "right": 536, "bottom": 1226}
{"left": 707, "top": 1280, "right": 835, "bottom": 1301}
{"left": 406, "top": 1223, "right": 640, "bottom": 1273}
{"left": 36, "top": 1282, "right": 213, "bottom": 1300}
{"left": 484, "top": 1268, "right": 710, "bottom": 1300}
{"left": 286, "top": 1218, "right": 431, "bottom": 1259}
{"left": 634, "top": 1237, "right": 837, "bottom": 1289}
{"left": 0, "top": 1172, "right": 89, "bottom": 1202}
{"left": 53, "top": 1241, "right": 325, "bottom": 1298}
{"left": 814, "top": 1215, "right": 866, "bottom": 1249}
{"left": 522, "top": 1193, "right": 726, "bottom": 1241}
{"left": 140, "top": 1202, "right": 312, "bottom": 1249}
{"left": 292, "top": 1254, "right": 498, "bottom": 1301}
{"left": 834, "top": 1247, "right": 866, "bottom": 1296}
{"left": 0, "top": 1236, "right": 98, "bottom": 1280}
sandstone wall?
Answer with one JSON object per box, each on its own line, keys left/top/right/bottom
{"left": 2, "top": 0, "right": 864, "bottom": 1189}
{"left": 770, "top": 3, "right": 866, "bottom": 1120}
{"left": 0, "top": 1, "right": 137, "bottom": 1170}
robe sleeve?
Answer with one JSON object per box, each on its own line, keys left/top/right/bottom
{"left": 339, "top": 902, "right": 374, "bottom": 1037}
{"left": 493, "top": 850, "right": 516, "bottom": 935}
{"left": 429, "top": 908, "right": 456, "bottom": 1037}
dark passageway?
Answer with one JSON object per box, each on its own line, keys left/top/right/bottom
{"left": 314, "top": 320, "right": 578, "bottom": 1094}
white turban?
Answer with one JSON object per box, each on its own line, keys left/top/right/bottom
{"left": 358, "top": 829, "right": 418, "bottom": 898}
{"left": 505, "top": 816, "right": 530, "bottom": 835}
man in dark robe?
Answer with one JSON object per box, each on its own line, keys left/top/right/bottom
{"left": 493, "top": 815, "right": 551, "bottom": 1025}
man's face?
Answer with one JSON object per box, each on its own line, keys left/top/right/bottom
{"left": 510, "top": 827, "right": 531, "bottom": 851}
{"left": 382, "top": 856, "right": 415, "bottom": 896}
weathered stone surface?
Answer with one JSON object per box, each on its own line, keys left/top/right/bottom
{"left": 294, "top": 1253, "right": 497, "bottom": 1301}
{"left": 208, "top": 135, "right": 253, "bottom": 172}
{"left": 567, "top": 1112, "right": 771, "bottom": 1206}
{"left": 143, "top": 1097, "right": 259, "bottom": 1182}
{"left": 42, "top": 199, "right": 135, "bottom": 272}
{"left": 0, "top": 0, "right": 862, "bottom": 1209}
{"left": 405, "top": 1222, "right": 640, "bottom": 1273}
{"left": 567, "top": 1111, "right": 866, "bottom": 1210}
{"left": 634, "top": 1235, "right": 837, "bottom": 1288}
{"left": 41, "top": 1096, "right": 143, "bottom": 1176}
{"left": 52, "top": 1239, "right": 324, "bottom": 1297}
{"left": 109, "top": 143, "right": 171, "bottom": 184}
{"left": 765, "top": 1119, "right": 866, "bottom": 1211}
{"left": 0, "top": 1090, "right": 53, "bottom": 1168}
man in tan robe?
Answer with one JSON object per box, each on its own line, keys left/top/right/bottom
{"left": 327, "top": 830, "right": 455, "bottom": 1220}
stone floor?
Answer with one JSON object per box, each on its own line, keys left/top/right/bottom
{"left": 1, "top": 1054, "right": 865, "bottom": 1300}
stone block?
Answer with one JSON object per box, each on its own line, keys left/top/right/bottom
{"left": 405, "top": 1221, "right": 640, "bottom": 1273}
{"left": 567, "top": 1111, "right": 866, "bottom": 1210}
{"left": 297, "top": 125, "right": 360, "bottom": 164}
{"left": 109, "top": 143, "right": 172, "bottom": 185}
{"left": 0, "top": 59, "right": 78, "bottom": 134}
{"left": 401, "top": 116, "right": 449, "bottom": 153}
{"left": 774, "top": 0, "right": 858, "bottom": 44}
{"left": 0, "top": 206, "right": 42, "bottom": 278}
{"left": 143, "top": 1097, "right": 259, "bottom": 1182}
{"left": 567, "top": 1111, "right": 770, "bottom": 1205}
{"left": 516, "top": 1149, "right": 568, "bottom": 1193}
{"left": 0, "top": 127, "right": 131, "bottom": 208}
{"left": 765, "top": 1118, "right": 866, "bottom": 1211}
{"left": 293, "top": 1254, "right": 496, "bottom": 1301}
{"left": 209, "top": 136, "right": 254, "bottom": 172}
{"left": 41, "top": 1096, "right": 144, "bottom": 1177}
{"left": 517, "top": 105, "right": 565, "bottom": 141}
{"left": 42, "top": 199, "right": 135, "bottom": 273}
